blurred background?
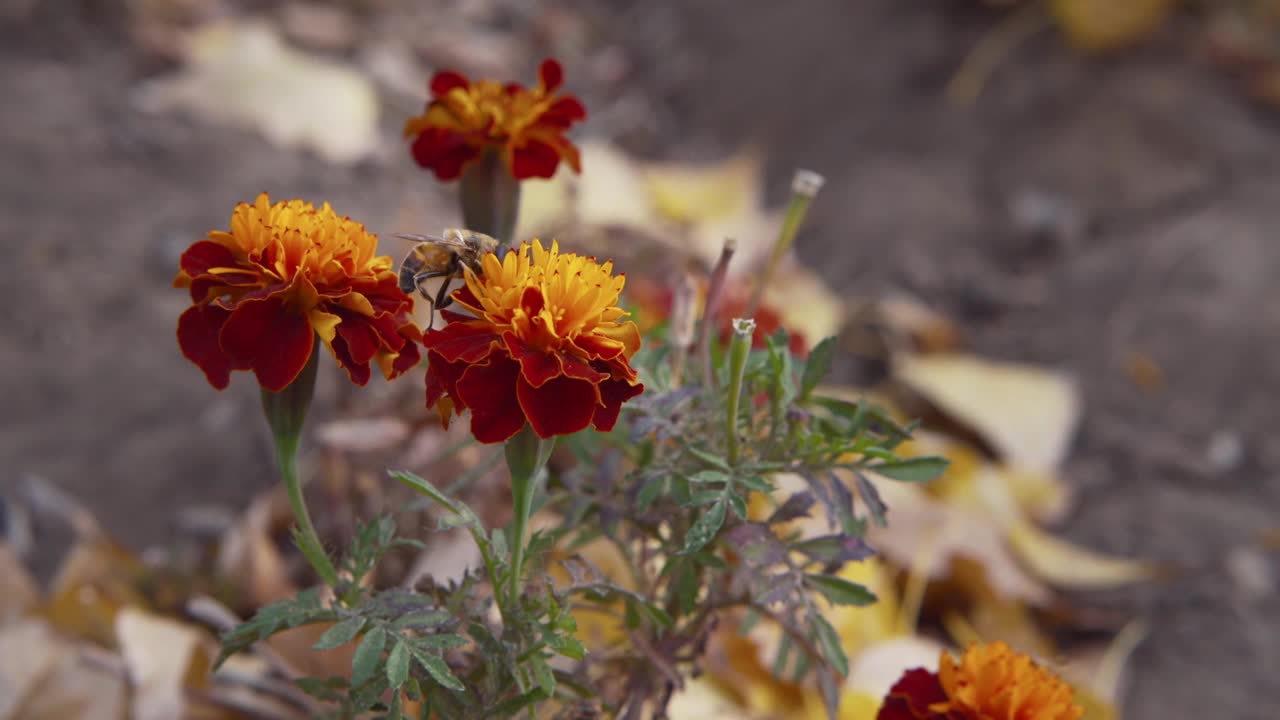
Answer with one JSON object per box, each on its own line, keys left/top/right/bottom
{"left": 3, "top": 0, "right": 1280, "bottom": 718}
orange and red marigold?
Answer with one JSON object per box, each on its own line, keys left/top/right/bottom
{"left": 878, "top": 641, "right": 1084, "bottom": 720}
{"left": 424, "top": 239, "right": 644, "bottom": 443}
{"left": 175, "top": 193, "right": 422, "bottom": 392}
{"left": 404, "top": 58, "right": 586, "bottom": 181}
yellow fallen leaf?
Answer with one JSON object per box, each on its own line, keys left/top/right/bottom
{"left": 843, "top": 635, "right": 945, "bottom": 702}
{"left": 645, "top": 149, "right": 764, "bottom": 226}
{"left": 116, "top": 607, "right": 216, "bottom": 720}
{"left": 134, "top": 20, "right": 380, "bottom": 164}
{"left": 1050, "top": 0, "right": 1174, "bottom": 52}
{"left": 1007, "top": 520, "right": 1164, "bottom": 590}
{"left": 216, "top": 492, "right": 297, "bottom": 608}
{"left": 0, "top": 619, "right": 127, "bottom": 720}
{"left": 42, "top": 536, "right": 150, "bottom": 647}
{"left": 667, "top": 677, "right": 757, "bottom": 720}
{"left": 764, "top": 260, "right": 846, "bottom": 349}
{"left": 893, "top": 353, "right": 1082, "bottom": 473}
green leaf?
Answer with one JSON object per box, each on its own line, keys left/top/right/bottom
{"left": 868, "top": 456, "right": 949, "bottom": 483}
{"left": 735, "top": 474, "right": 773, "bottom": 493}
{"left": 800, "top": 337, "right": 837, "bottom": 400}
{"left": 411, "top": 634, "right": 468, "bottom": 651}
{"left": 530, "top": 653, "right": 556, "bottom": 697}
{"left": 351, "top": 626, "right": 387, "bottom": 686}
{"left": 687, "top": 469, "right": 731, "bottom": 485}
{"left": 386, "top": 637, "right": 410, "bottom": 689}
{"left": 389, "top": 470, "right": 466, "bottom": 518}
{"left": 313, "top": 616, "right": 366, "bottom": 650}
{"left": 678, "top": 497, "right": 727, "bottom": 555}
{"left": 685, "top": 444, "right": 731, "bottom": 472}
{"left": 810, "top": 614, "right": 849, "bottom": 677}
{"left": 546, "top": 633, "right": 587, "bottom": 661}
{"left": 391, "top": 611, "right": 451, "bottom": 630}
{"left": 727, "top": 491, "right": 748, "bottom": 520}
{"left": 635, "top": 475, "right": 666, "bottom": 513}
{"left": 806, "top": 574, "right": 878, "bottom": 606}
{"left": 413, "top": 649, "right": 465, "bottom": 692}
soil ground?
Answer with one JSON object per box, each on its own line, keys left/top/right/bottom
{"left": 3, "top": 2, "right": 1279, "bottom": 718}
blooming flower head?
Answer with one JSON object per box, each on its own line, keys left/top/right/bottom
{"left": 878, "top": 642, "right": 1083, "bottom": 720}
{"left": 423, "top": 240, "right": 643, "bottom": 443}
{"left": 404, "top": 58, "right": 586, "bottom": 180}
{"left": 175, "top": 193, "right": 422, "bottom": 392}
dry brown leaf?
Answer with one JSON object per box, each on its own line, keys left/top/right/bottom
{"left": 315, "top": 416, "right": 411, "bottom": 453}
{"left": 133, "top": 20, "right": 380, "bottom": 164}
{"left": 864, "top": 477, "right": 1053, "bottom": 604}
{"left": 894, "top": 353, "right": 1082, "bottom": 473}
{"left": 0, "top": 543, "right": 38, "bottom": 624}
{"left": 217, "top": 492, "right": 298, "bottom": 608}
{"left": 0, "top": 619, "right": 127, "bottom": 720}
{"left": 116, "top": 607, "right": 216, "bottom": 720}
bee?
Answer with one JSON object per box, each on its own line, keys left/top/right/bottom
{"left": 397, "top": 229, "right": 504, "bottom": 328}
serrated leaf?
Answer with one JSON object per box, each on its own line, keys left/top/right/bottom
{"left": 635, "top": 475, "right": 666, "bottom": 512}
{"left": 547, "top": 633, "right": 587, "bottom": 661}
{"left": 685, "top": 444, "right": 731, "bottom": 471}
{"left": 387, "top": 637, "right": 410, "bottom": 689}
{"left": 854, "top": 471, "right": 888, "bottom": 527}
{"left": 530, "top": 653, "right": 556, "bottom": 697}
{"left": 810, "top": 613, "right": 849, "bottom": 677}
{"left": 678, "top": 497, "right": 727, "bottom": 555}
{"left": 806, "top": 573, "right": 878, "bottom": 606}
{"left": 413, "top": 649, "right": 465, "bottom": 691}
{"left": 800, "top": 337, "right": 837, "bottom": 400}
{"left": 389, "top": 470, "right": 466, "bottom": 518}
{"left": 735, "top": 474, "right": 773, "bottom": 493}
{"left": 869, "top": 456, "right": 949, "bottom": 483}
{"left": 412, "top": 634, "right": 468, "bottom": 651}
{"left": 351, "top": 626, "right": 387, "bottom": 686}
{"left": 392, "top": 611, "right": 451, "bottom": 630}
{"left": 687, "top": 469, "right": 731, "bottom": 484}
{"left": 727, "top": 491, "right": 748, "bottom": 520}
{"left": 313, "top": 616, "right": 366, "bottom": 650}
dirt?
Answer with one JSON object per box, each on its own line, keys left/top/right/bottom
{"left": 3, "top": 1, "right": 1279, "bottom": 718}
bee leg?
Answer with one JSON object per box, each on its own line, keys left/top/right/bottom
{"left": 411, "top": 270, "right": 451, "bottom": 330}
{"left": 433, "top": 276, "right": 456, "bottom": 313}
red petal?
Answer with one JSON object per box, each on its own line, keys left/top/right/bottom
{"left": 330, "top": 316, "right": 379, "bottom": 386}
{"left": 591, "top": 377, "right": 644, "bottom": 432}
{"left": 541, "top": 96, "right": 586, "bottom": 127}
{"left": 509, "top": 139, "right": 561, "bottom": 179}
{"left": 410, "top": 128, "right": 481, "bottom": 180}
{"left": 177, "top": 304, "right": 234, "bottom": 390}
{"left": 390, "top": 337, "right": 421, "bottom": 377}
{"left": 560, "top": 351, "right": 608, "bottom": 383}
{"left": 877, "top": 669, "right": 948, "bottom": 720}
{"left": 503, "top": 333, "right": 562, "bottom": 388}
{"left": 179, "top": 240, "right": 237, "bottom": 278}
{"left": 574, "top": 332, "right": 625, "bottom": 361}
{"left": 425, "top": 351, "right": 467, "bottom": 408}
{"left": 517, "top": 373, "right": 596, "bottom": 438}
{"left": 423, "top": 321, "right": 500, "bottom": 363}
{"left": 219, "top": 295, "right": 315, "bottom": 392}
{"left": 538, "top": 58, "right": 563, "bottom": 90}
{"left": 430, "top": 70, "right": 469, "bottom": 97}
{"left": 456, "top": 355, "right": 526, "bottom": 443}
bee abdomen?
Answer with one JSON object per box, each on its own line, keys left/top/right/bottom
{"left": 398, "top": 264, "right": 419, "bottom": 294}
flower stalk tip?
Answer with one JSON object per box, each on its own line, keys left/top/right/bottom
{"left": 725, "top": 318, "right": 756, "bottom": 467}
{"left": 746, "top": 169, "right": 825, "bottom": 318}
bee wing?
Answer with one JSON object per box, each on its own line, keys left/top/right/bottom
{"left": 394, "top": 232, "right": 473, "bottom": 250}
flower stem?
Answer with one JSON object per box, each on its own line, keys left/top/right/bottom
{"left": 744, "top": 170, "right": 824, "bottom": 319}
{"left": 260, "top": 347, "right": 339, "bottom": 588}
{"left": 460, "top": 148, "right": 521, "bottom": 244}
{"left": 725, "top": 318, "right": 755, "bottom": 467}
{"left": 504, "top": 425, "right": 554, "bottom": 610}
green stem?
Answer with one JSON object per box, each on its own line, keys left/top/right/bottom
{"left": 745, "top": 170, "right": 824, "bottom": 318}
{"left": 504, "top": 426, "right": 555, "bottom": 610}
{"left": 260, "top": 347, "right": 338, "bottom": 588}
{"left": 460, "top": 149, "right": 521, "bottom": 244}
{"left": 725, "top": 319, "right": 755, "bottom": 467}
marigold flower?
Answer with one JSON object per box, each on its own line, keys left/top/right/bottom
{"left": 423, "top": 240, "right": 643, "bottom": 443}
{"left": 404, "top": 59, "right": 586, "bottom": 180}
{"left": 878, "top": 642, "right": 1083, "bottom": 720}
{"left": 175, "top": 193, "right": 422, "bottom": 392}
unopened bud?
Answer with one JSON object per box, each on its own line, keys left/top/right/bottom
{"left": 791, "top": 169, "right": 825, "bottom": 198}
